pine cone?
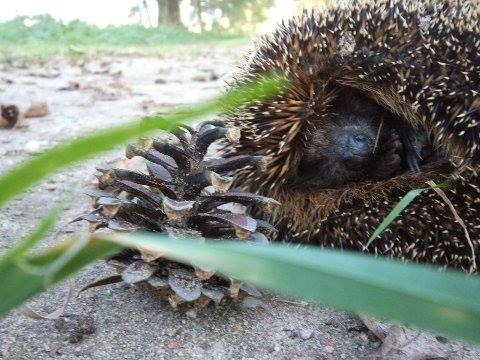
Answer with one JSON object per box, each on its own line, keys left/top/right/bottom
{"left": 77, "top": 122, "right": 279, "bottom": 308}
{"left": 1, "top": 104, "right": 20, "bottom": 129}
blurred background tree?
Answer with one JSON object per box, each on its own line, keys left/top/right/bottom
{"left": 190, "top": 0, "right": 274, "bottom": 33}
{"left": 292, "top": 0, "right": 331, "bottom": 9}
{"left": 156, "top": 0, "right": 183, "bottom": 27}
{"left": 132, "top": 0, "right": 276, "bottom": 32}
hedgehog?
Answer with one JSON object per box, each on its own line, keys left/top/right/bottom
{"left": 222, "top": 0, "right": 480, "bottom": 273}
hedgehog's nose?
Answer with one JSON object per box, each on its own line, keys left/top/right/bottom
{"left": 343, "top": 133, "right": 372, "bottom": 163}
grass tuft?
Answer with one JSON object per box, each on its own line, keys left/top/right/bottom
{"left": 0, "top": 15, "right": 248, "bottom": 63}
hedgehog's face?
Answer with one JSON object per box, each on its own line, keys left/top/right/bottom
{"left": 293, "top": 89, "right": 404, "bottom": 188}
{"left": 329, "top": 122, "right": 376, "bottom": 169}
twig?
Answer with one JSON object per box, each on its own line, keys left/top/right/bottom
{"left": 19, "top": 280, "right": 75, "bottom": 320}
{"left": 372, "top": 119, "right": 383, "bottom": 154}
{"left": 426, "top": 180, "right": 477, "bottom": 272}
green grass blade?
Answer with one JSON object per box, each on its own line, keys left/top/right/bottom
{"left": 365, "top": 188, "right": 426, "bottom": 248}
{"left": 105, "top": 234, "right": 480, "bottom": 344}
{"left": 0, "top": 206, "right": 62, "bottom": 268}
{"left": 0, "top": 238, "right": 120, "bottom": 316}
{"left": 2, "top": 231, "right": 480, "bottom": 344}
{"left": 0, "top": 75, "right": 286, "bottom": 208}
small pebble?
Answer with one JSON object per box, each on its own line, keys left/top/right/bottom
{"left": 185, "top": 309, "right": 197, "bottom": 319}
{"left": 45, "top": 182, "right": 57, "bottom": 191}
{"left": 298, "top": 328, "right": 314, "bottom": 340}
{"left": 191, "top": 71, "right": 219, "bottom": 82}
{"left": 241, "top": 296, "right": 264, "bottom": 309}
{"left": 166, "top": 328, "right": 178, "bottom": 337}
{"left": 25, "top": 140, "right": 44, "bottom": 154}
{"left": 325, "top": 345, "right": 335, "bottom": 353}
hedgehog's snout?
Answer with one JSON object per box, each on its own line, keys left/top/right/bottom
{"left": 337, "top": 127, "right": 374, "bottom": 167}
{"left": 345, "top": 133, "right": 373, "bottom": 159}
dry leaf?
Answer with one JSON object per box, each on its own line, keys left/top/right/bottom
{"left": 24, "top": 102, "right": 50, "bottom": 118}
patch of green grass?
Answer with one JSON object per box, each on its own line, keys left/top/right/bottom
{"left": 0, "top": 15, "right": 248, "bottom": 63}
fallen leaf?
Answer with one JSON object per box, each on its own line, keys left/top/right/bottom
{"left": 24, "top": 102, "right": 50, "bottom": 118}
{"left": 27, "top": 70, "right": 60, "bottom": 78}
{"left": 58, "top": 81, "right": 88, "bottom": 91}
{"left": 360, "top": 316, "right": 480, "bottom": 359}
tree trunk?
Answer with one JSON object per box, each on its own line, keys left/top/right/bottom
{"left": 193, "top": 0, "right": 204, "bottom": 32}
{"left": 156, "top": 0, "right": 182, "bottom": 27}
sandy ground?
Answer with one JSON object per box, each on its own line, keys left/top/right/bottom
{"left": 0, "top": 45, "right": 479, "bottom": 359}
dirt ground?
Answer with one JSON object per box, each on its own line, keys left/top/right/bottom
{"left": 0, "top": 45, "right": 479, "bottom": 359}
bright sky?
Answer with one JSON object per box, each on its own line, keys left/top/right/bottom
{"left": 0, "top": 0, "right": 151, "bottom": 27}
{"left": 0, "top": 0, "right": 296, "bottom": 29}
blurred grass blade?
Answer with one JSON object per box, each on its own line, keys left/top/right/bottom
{"left": 0, "top": 74, "right": 286, "bottom": 208}
{"left": 0, "top": 238, "right": 120, "bottom": 316}
{"left": 107, "top": 234, "right": 480, "bottom": 344}
{"left": 2, "top": 231, "right": 480, "bottom": 344}
{"left": 0, "top": 205, "right": 62, "bottom": 267}
{"left": 365, "top": 188, "right": 426, "bottom": 248}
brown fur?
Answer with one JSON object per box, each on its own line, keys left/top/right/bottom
{"left": 270, "top": 161, "right": 452, "bottom": 235}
